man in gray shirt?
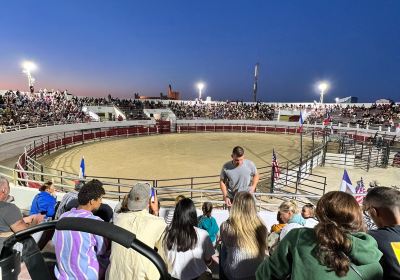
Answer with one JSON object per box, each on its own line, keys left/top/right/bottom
{"left": 220, "top": 146, "right": 259, "bottom": 207}
{"left": 0, "top": 177, "right": 43, "bottom": 254}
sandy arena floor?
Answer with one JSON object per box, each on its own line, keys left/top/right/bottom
{"left": 39, "top": 133, "right": 315, "bottom": 180}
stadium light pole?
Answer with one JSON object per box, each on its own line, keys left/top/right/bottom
{"left": 318, "top": 82, "right": 329, "bottom": 104}
{"left": 22, "top": 61, "right": 37, "bottom": 93}
{"left": 197, "top": 82, "right": 205, "bottom": 100}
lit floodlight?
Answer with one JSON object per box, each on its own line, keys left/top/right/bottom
{"left": 22, "top": 61, "right": 37, "bottom": 72}
{"left": 197, "top": 82, "right": 205, "bottom": 100}
{"left": 21, "top": 60, "right": 37, "bottom": 91}
{"left": 335, "top": 97, "right": 339, "bottom": 103}
{"left": 317, "top": 81, "right": 329, "bottom": 104}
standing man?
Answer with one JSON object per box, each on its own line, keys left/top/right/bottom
{"left": 220, "top": 146, "right": 259, "bottom": 207}
{"left": 364, "top": 187, "right": 400, "bottom": 279}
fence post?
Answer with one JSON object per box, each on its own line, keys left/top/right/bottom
{"left": 285, "top": 162, "right": 289, "bottom": 186}
{"left": 190, "top": 178, "right": 194, "bottom": 199}
{"left": 33, "top": 141, "right": 37, "bottom": 160}
{"left": 64, "top": 132, "right": 66, "bottom": 149}
{"left": 118, "top": 178, "right": 121, "bottom": 201}
{"left": 41, "top": 165, "right": 44, "bottom": 182}
{"left": 367, "top": 145, "right": 372, "bottom": 172}
{"left": 270, "top": 166, "right": 275, "bottom": 194}
{"left": 60, "top": 170, "right": 63, "bottom": 186}
{"left": 47, "top": 135, "right": 50, "bottom": 155}
{"left": 82, "top": 130, "right": 85, "bottom": 144}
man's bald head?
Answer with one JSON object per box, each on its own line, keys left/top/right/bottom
{"left": 0, "top": 177, "right": 10, "bottom": 201}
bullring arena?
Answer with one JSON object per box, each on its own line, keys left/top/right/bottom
{"left": 1, "top": 96, "right": 400, "bottom": 279}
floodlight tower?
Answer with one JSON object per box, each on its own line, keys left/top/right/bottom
{"left": 22, "top": 61, "right": 37, "bottom": 93}
{"left": 197, "top": 82, "right": 205, "bottom": 100}
{"left": 318, "top": 82, "right": 329, "bottom": 104}
{"left": 253, "top": 63, "right": 259, "bottom": 102}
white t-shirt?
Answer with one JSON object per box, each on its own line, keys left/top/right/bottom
{"left": 162, "top": 227, "right": 215, "bottom": 279}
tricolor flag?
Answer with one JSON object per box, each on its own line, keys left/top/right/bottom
{"left": 272, "top": 149, "right": 281, "bottom": 181}
{"left": 299, "top": 111, "right": 304, "bottom": 132}
{"left": 339, "top": 169, "right": 355, "bottom": 193}
{"left": 355, "top": 178, "right": 366, "bottom": 205}
{"left": 79, "top": 156, "right": 86, "bottom": 179}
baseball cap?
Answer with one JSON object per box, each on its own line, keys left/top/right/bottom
{"left": 127, "top": 182, "right": 151, "bottom": 211}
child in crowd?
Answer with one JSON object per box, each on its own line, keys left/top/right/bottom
{"left": 198, "top": 202, "right": 219, "bottom": 245}
{"left": 302, "top": 203, "right": 319, "bottom": 228}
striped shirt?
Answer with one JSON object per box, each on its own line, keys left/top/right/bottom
{"left": 53, "top": 208, "right": 107, "bottom": 280}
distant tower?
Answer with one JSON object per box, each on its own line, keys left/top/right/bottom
{"left": 253, "top": 63, "right": 259, "bottom": 102}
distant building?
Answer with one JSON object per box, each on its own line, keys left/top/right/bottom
{"left": 134, "top": 84, "right": 180, "bottom": 100}
{"left": 336, "top": 96, "right": 358, "bottom": 103}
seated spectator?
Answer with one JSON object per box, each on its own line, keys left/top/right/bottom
{"left": 160, "top": 198, "right": 214, "bottom": 280}
{"left": 53, "top": 179, "right": 109, "bottom": 279}
{"left": 268, "top": 212, "right": 286, "bottom": 253}
{"left": 61, "top": 179, "right": 113, "bottom": 223}
{"left": 0, "top": 177, "right": 44, "bottom": 255}
{"left": 364, "top": 187, "right": 400, "bottom": 279}
{"left": 198, "top": 202, "right": 219, "bottom": 245}
{"left": 220, "top": 192, "right": 268, "bottom": 280}
{"left": 164, "top": 194, "right": 185, "bottom": 226}
{"left": 302, "top": 203, "right": 318, "bottom": 228}
{"left": 256, "top": 191, "right": 383, "bottom": 280}
{"left": 279, "top": 200, "right": 305, "bottom": 226}
{"left": 106, "top": 183, "right": 166, "bottom": 280}
{"left": 54, "top": 180, "right": 84, "bottom": 219}
{"left": 30, "top": 181, "right": 57, "bottom": 219}
{"left": 270, "top": 212, "right": 286, "bottom": 234}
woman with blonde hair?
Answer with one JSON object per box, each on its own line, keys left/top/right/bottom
{"left": 256, "top": 191, "right": 383, "bottom": 280}
{"left": 220, "top": 192, "right": 268, "bottom": 280}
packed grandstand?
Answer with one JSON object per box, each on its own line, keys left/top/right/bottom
{"left": 1, "top": 89, "right": 399, "bottom": 132}
{"left": 1, "top": 89, "right": 400, "bottom": 280}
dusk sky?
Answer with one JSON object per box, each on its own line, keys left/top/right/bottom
{"left": 0, "top": 1, "right": 399, "bottom": 102}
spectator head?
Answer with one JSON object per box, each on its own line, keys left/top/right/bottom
{"left": 0, "top": 176, "right": 10, "bottom": 202}
{"left": 127, "top": 182, "right": 151, "bottom": 211}
{"left": 231, "top": 146, "right": 245, "bottom": 166}
{"left": 314, "top": 191, "right": 364, "bottom": 277}
{"left": 202, "top": 202, "right": 213, "bottom": 217}
{"left": 77, "top": 179, "right": 105, "bottom": 211}
{"left": 164, "top": 198, "right": 198, "bottom": 251}
{"left": 228, "top": 192, "right": 268, "bottom": 257}
{"left": 39, "top": 181, "right": 56, "bottom": 194}
{"left": 364, "top": 186, "right": 400, "bottom": 228}
{"left": 278, "top": 200, "right": 298, "bottom": 223}
{"left": 301, "top": 203, "right": 315, "bottom": 219}
{"left": 175, "top": 194, "right": 185, "bottom": 205}
{"left": 74, "top": 180, "right": 85, "bottom": 191}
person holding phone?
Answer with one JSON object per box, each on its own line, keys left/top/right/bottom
{"left": 106, "top": 182, "right": 166, "bottom": 280}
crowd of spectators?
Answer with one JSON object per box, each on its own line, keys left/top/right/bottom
{"left": 168, "top": 101, "right": 276, "bottom": 120}
{"left": 0, "top": 90, "right": 86, "bottom": 131}
{"left": 2, "top": 175, "right": 400, "bottom": 279}
{"left": 1, "top": 89, "right": 399, "bottom": 132}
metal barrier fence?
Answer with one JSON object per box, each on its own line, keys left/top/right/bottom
{"left": 11, "top": 123, "right": 331, "bottom": 208}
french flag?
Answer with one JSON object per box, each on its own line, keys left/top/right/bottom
{"left": 339, "top": 169, "right": 355, "bottom": 193}
{"left": 79, "top": 156, "right": 86, "bottom": 179}
{"left": 299, "top": 111, "right": 304, "bottom": 132}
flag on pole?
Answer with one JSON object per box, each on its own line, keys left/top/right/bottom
{"left": 339, "top": 169, "right": 355, "bottom": 193}
{"left": 299, "top": 111, "right": 304, "bottom": 132}
{"left": 272, "top": 149, "right": 281, "bottom": 181}
{"left": 355, "top": 177, "right": 366, "bottom": 205}
{"left": 79, "top": 156, "right": 85, "bottom": 179}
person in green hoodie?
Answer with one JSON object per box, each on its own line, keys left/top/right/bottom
{"left": 256, "top": 191, "right": 383, "bottom": 280}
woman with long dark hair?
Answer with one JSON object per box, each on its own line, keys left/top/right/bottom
{"left": 256, "top": 191, "right": 383, "bottom": 280}
{"left": 161, "top": 198, "right": 215, "bottom": 280}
